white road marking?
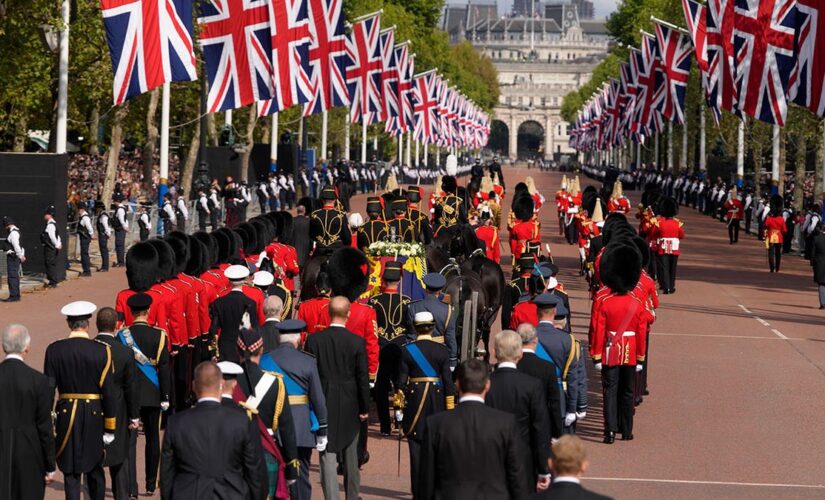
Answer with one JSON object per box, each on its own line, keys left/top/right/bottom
{"left": 754, "top": 316, "right": 770, "bottom": 327}
{"left": 587, "top": 477, "right": 825, "bottom": 489}
{"left": 737, "top": 304, "right": 752, "bottom": 314}
{"left": 771, "top": 328, "right": 789, "bottom": 340}
{"left": 736, "top": 303, "right": 790, "bottom": 340}
{"left": 652, "top": 332, "right": 792, "bottom": 340}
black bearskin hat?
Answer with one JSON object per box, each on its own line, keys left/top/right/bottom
{"left": 583, "top": 190, "right": 608, "bottom": 219}
{"left": 164, "top": 232, "right": 190, "bottom": 275}
{"left": 228, "top": 230, "right": 244, "bottom": 263}
{"left": 193, "top": 232, "right": 218, "bottom": 268}
{"left": 441, "top": 175, "right": 457, "bottom": 194}
{"left": 602, "top": 218, "right": 635, "bottom": 246}
{"left": 274, "top": 211, "right": 294, "bottom": 245}
{"left": 512, "top": 193, "right": 535, "bottom": 222}
{"left": 628, "top": 235, "right": 651, "bottom": 268}
{"left": 264, "top": 212, "right": 281, "bottom": 237}
{"left": 235, "top": 223, "right": 256, "bottom": 255}
{"left": 147, "top": 239, "right": 177, "bottom": 281}
{"left": 601, "top": 241, "right": 642, "bottom": 294}
{"left": 213, "top": 230, "right": 232, "bottom": 264}
{"left": 186, "top": 237, "right": 208, "bottom": 276}
{"left": 327, "top": 247, "right": 369, "bottom": 301}
{"left": 216, "top": 228, "right": 240, "bottom": 262}
{"left": 770, "top": 194, "right": 784, "bottom": 216}
{"left": 658, "top": 196, "right": 678, "bottom": 218}
{"left": 250, "top": 218, "right": 271, "bottom": 251}
{"left": 126, "top": 241, "right": 159, "bottom": 292}
{"left": 513, "top": 182, "right": 529, "bottom": 198}
{"left": 641, "top": 182, "right": 661, "bottom": 208}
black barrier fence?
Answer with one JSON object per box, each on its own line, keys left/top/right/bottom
{"left": 0, "top": 153, "right": 69, "bottom": 279}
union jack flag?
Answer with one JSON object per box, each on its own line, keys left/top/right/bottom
{"left": 346, "top": 13, "right": 383, "bottom": 123}
{"left": 706, "top": 0, "right": 737, "bottom": 124}
{"left": 620, "top": 62, "right": 638, "bottom": 142}
{"left": 302, "top": 0, "right": 348, "bottom": 116}
{"left": 792, "top": 0, "right": 825, "bottom": 116}
{"left": 373, "top": 28, "right": 396, "bottom": 126}
{"left": 732, "top": 0, "right": 797, "bottom": 126}
{"left": 256, "top": 0, "right": 314, "bottom": 116}
{"left": 654, "top": 22, "right": 693, "bottom": 125}
{"left": 436, "top": 78, "right": 451, "bottom": 146}
{"left": 387, "top": 43, "right": 412, "bottom": 134}
{"left": 199, "top": 0, "right": 274, "bottom": 112}
{"left": 412, "top": 71, "right": 439, "bottom": 144}
{"left": 101, "top": 0, "right": 197, "bottom": 105}
{"left": 682, "top": 0, "right": 709, "bottom": 71}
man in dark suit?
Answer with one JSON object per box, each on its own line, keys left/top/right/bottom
{"left": 257, "top": 295, "right": 283, "bottom": 352}
{"left": 487, "top": 330, "right": 552, "bottom": 494}
{"left": 420, "top": 359, "right": 527, "bottom": 500}
{"left": 160, "top": 361, "right": 267, "bottom": 499}
{"left": 0, "top": 324, "right": 56, "bottom": 500}
{"left": 516, "top": 323, "right": 563, "bottom": 439}
{"left": 304, "top": 297, "right": 370, "bottom": 500}
{"left": 94, "top": 308, "right": 140, "bottom": 500}
{"left": 208, "top": 265, "right": 261, "bottom": 362}
{"left": 529, "top": 436, "right": 612, "bottom": 500}
{"left": 293, "top": 204, "right": 312, "bottom": 268}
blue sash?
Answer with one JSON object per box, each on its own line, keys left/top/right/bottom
{"left": 260, "top": 353, "right": 319, "bottom": 432}
{"left": 117, "top": 330, "right": 159, "bottom": 389}
{"left": 535, "top": 341, "right": 564, "bottom": 392}
{"left": 405, "top": 343, "right": 441, "bottom": 386}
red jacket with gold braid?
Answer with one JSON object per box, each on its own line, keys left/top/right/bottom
{"left": 649, "top": 217, "right": 685, "bottom": 256}
{"left": 509, "top": 219, "right": 540, "bottom": 258}
{"left": 589, "top": 292, "right": 654, "bottom": 366}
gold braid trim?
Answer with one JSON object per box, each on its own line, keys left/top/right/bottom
{"left": 446, "top": 395, "right": 455, "bottom": 410}
{"left": 99, "top": 345, "right": 112, "bottom": 388}
{"left": 271, "top": 375, "right": 285, "bottom": 432}
{"left": 56, "top": 400, "right": 78, "bottom": 457}
{"left": 401, "top": 381, "right": 430, "bottom": 439}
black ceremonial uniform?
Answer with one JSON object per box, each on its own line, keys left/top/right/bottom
{"left": 433, "top": 194, "right": 467, "bottom": 235}
{"left": 368, "top": 287, "right": 413, "bottom": 434}
{"left": 121, "top": 321, "right": 171, "bottom": 496}
{"left": 407, "top": 206, "right": 433, "bottom": 245}
{"left": 501, "top": 272, "right": 531, "bottom": 330}
{"left": 387, "top": 214, "right": 416, "bottom": 243}
{"left": 208, "top": 289, "right": 260, "bottom": 363}
{"left": 44, "top": 332, "right": 118, "bottom": 500}
{"left": 309, "top": 205, "right": 351, "bottom": 252}
{"left": 397, "top": 334, "right": 455, "bottom": 498}
{"left": 357, "top": 219, "right": 388, "bottom": 251}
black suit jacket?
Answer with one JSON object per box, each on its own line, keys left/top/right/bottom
{"left": 160, "top": 400, "right": 266, "bottom": 500}
{"left": 257, "top": 320, "right": 281, "bottom": 353}
{"left": 304, "top": 325, "right": 370, "bottom": 452}
{"left": 420, "top": 400, "right": 527, "bottom": 500}
{"left": 292, "top": 215, "right": 311, "bottom": 267}
{"left": 96, "top": 334, "right": 139, "bottom": 466}
{"left": 518, "top": 352, "right": 564, "bottom": 438}
{"left": 209, "top": 289, "right": 260, "bottom": 363}
{"left": 0, "top": 358, "right": 55, "bottom": 500}
{"left": 529, "top": 481, "right": 612, "bottom": 500}
{"left": 486, "top": 366, "right": 551, "bottom": 488}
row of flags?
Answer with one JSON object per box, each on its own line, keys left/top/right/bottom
{"left": 100, "top": 0, "right": 489, "bottom": 149}
{"left": 570, "top": 0, "right": 825, "bottom": 153}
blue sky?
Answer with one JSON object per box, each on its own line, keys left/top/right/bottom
{"left": 451, "top": 0, "right": 620, "bottom": 20}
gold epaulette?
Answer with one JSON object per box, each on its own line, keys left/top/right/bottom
{"left": 676, "top": 218, "right": 684, "bottom": 227}
{"left": 446, "top": 395, "right": 455, "bottom": 410}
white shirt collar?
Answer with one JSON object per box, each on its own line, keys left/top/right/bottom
{"left": 4, "top": 354, "right": 24, "bottom": 362}
{"left": 497, "top": 361, "right": 518, "bottom": 370}
{"left": 522, "top": 348, "right": 535, "bottom": 353}
{"left": 265, "top": 318, "right": 280, "bottom": 324}
{"left": 330, "top": 322, "right": 347, "bottom": 328}
{"left": 553, "top": 476, "right": 581, "bottom": 485}
{"left": 459, "top": 395, "right": 485, "bottom": 404}
{"left": 539, "top": 320, "right": 554, "bottom": 325}
{"left": 198, "top": 397, "right": 221, "bottom": 404}
{"left": 221, "top": 394, "right": 233, "bottom": 400}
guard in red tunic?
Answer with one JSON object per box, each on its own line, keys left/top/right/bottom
{"left": 607, "top": 180, "right": 631, "bottom": 215}
{"left": 723, "top": 187, "right": 744, "bottom": 244}
{"left": 555, "top": 175, "right": 573, "bottom": 236}
{"left": 474, "top": 206, "right": 501, "bottom": 263}
{"left": 509, "top": 195, "right": 539, "bottom": 264}
{"left": 116, "top": 242, "right": 168, "bottom": 329}
{"left": 257, "top": 238, "right": 300, "bottom": 292}
{"left": 764, "top": 194, "right": 788, "bottom": 273}
{"left": 589, "top": 242, "right": 654, "bottom": 443}
{"left": 649, "top": 197, "right": 684, "bottom": 294}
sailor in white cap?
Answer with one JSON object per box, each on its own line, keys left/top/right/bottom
{"left": 208, "top": 266, "right": 260, "bottom": 363}
{"left": 44, "top": 300, "right": 118, "bottom": 500}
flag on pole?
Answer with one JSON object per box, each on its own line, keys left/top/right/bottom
{"left": 387, "top": 43, "right": 411, "bottom": 134}
{"left": 346, "top": 12, "right": 383, "bottom": 123}
{"left": 302, "top": 0, "right": 349, "bottom": 116}
{"left": 101, "top": 0, "right": 197, "bottom": 105}
{"left": 705, "top": 0, "right": 737, "bottom": 123}
{"left": 682, "top": 0, "right": 709, "bottom": 71}
{"left": 654, "top": 21, "right": 693, "bottom": 125}
{"left": 412, "top": 71, "right": 439, "bottom": 144}
{"left": 792, "top": 0, "right": 825, "bottom": 116}
{"left": 371, "top": 28, "right": 396, "bottom": 126}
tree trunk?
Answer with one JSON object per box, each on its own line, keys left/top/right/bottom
{"left": 261, "top": 115, "right": 271, "bottom": 144}
{"left": 12, "top": 115, "right": 26, "bottom": 152}
{"left": 753, "top": 135, "right": 763, "bottom": 200}
{"left": 794, "top": 133, "right": 806, "bottom": 212}
{"left": 180, "top": 118, "right": 201, "bottom": 197}
{"left": 239, "top": 105, "right": 257, "bottom": 183}
{"left": 102, "top": 104, "right": 129, "bottom": 208}
{"left": 142, "top": 88, "right": 160, "bottom": 191}
{"left": 207, "top": 113, "right": 218, "bottom": 146}
{"left": 88, "top": 104, "right": 100, "bottom": 155}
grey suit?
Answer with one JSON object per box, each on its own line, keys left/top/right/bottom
{"left": 408, "top": 294, "right": 457, "bottom": 364}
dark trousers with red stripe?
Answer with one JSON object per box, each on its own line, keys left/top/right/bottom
{"left": 602, "top": 365, "right": 636, "bottom": 435}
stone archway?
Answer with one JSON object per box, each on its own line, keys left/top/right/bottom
{"left": 488, "top": 120, "right": 509, "bottom": 157}
{"left": 517, "top": 120, "right": 544, "bottom": 160}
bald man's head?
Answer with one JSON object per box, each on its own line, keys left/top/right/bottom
{"left": 193, "top": 361, "right": 222, "bottom": 399}
{"left": 328, "top": 296, "right": 351, "bottom": 324}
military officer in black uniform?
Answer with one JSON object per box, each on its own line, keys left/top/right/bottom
{"left": 387, "top": 198, "right": 416, "bottom": 243}
{"left": 112, "top": 195, "right": 129, "bottom": 267}
{"left": 406, "top": 186, "right": 433, "bottom": 245}
{"left": 408, "top": 273, "right": 458, "bottom": 368}
{"left": 119, "top": 293, "right": 171, "bottom": 497}
{"left": 433, "top": 176, "right": 467, "bottom": 235}
{"left": 309, "top": 187, "right": 351, "bottom": 253}
{"left": 94, "top": 307, "right": 140, "bottom": 500}
{"left": 261, "top": 320, "right": 329, "bottom": 500}
{"left": 44, "top": 301, "right": 118, "bottom": 500}
{"left": 368, "top": 262, "right": 414, "bottom": 435}
{"left": 357, "top": 197, "right": 388, "bottom": 251}
{"left": 397, "top": 311, "right": 455, "bottom": 498}
{"left": 501, "top": 254, "right": 535, "bottom": 330}
{"left": 77, "top": 205, "right": 94, "bottom": 277}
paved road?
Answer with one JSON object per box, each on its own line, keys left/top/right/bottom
{"left": 4, "top": 166, "right": 824, "bottom": 499}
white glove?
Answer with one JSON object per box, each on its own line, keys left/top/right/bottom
{"left": 160, "top": 402, "right": 170, "bottom": 412}
{"left": 287, "top": 479, "right": 297, "bottom": 486}
{"left": 635, "top": 364, "right": 644, "bottom": 373}
{"left": 564, "top": 413, "right": 576, "bottom": 427}
{"left": 103, "top": 433, "right": 115, "bottom": 445}
{"left": 315, "top": 435, "right": 328, "bottom": 452}
{"left": 576, "top": 411, "right": 586, "bottom": 420}
{"left": 395, "top": 410, "right": 404, "bottom": 422}
{"left": 594, "top": 362, "right": 602, "bottom": 371}
{"left": 369, "top": 381, "right": 375, "bottom": 390}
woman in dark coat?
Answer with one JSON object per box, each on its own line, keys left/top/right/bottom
{"left": 810, "top": 222, "right": 825, "bottom": 309}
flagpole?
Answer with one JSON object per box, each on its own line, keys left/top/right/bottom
{"left": 681, "top": 121, "right": 687, "bottom": 171}
{"left": 415, "top": 138, "right": 419, "bottom": 167}
{"left": 636, "top": 140, "right": 641, "bottom": 169}
{"left": 270, "top": 112, "right": 279, "bottom": 167}
{"left": 345, "top": 109, "right": 351, "bottom": 161}
{"left": 667, "top": 121, "right": 673, "bottom": 171}
{"left": 361, "top": 113, "right": 368, "bottom": 164}
{"left": 423, "top": 142, "right": 429, "bottom": 167}
{"left": 771, "top": 123, "right": 780, "bottom": 190}
{"left": 55, "top": 0, "right": 70, "bottom": 154}
{"left": 654, "top": 133, "right": 660, "bottom": 169}
{"left": 321, "top": 110, "right": 328, "bottom": 162}
{"left": 737, "top": 117, "right": 746, "bottom": 180}
{"left": 699, "top": 99, "right": 706, "bottom": 171}
{"left": 406, "top": 131, "right": 411, "bottom": 167}
{"left": 397, "top": 133, "right": 403, "bottom": 165}
{"left": 159, "top": 82, "right": 171, "bottom": 208}
{"left": 436, "top": 145, "right": 441, "bottom": 168}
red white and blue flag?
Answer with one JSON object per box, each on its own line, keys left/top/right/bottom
{"left": 302, "top": 0, "right": 349, "bottom": 116}
{"left": 654, "top": 22, "right": 693, "bottom": 125}
{"left": 199, "top": 0, "right": 274, "bottom": 112}
{"left": 346, "top": 12, "right": 383, "bottom": 123}
{"left": 101, "top": 0, "right": 197, "bottom": 105}
{"left": 682, "top": 0, "right": 709, "bottom": 71}
{"left": 387, "top": 43, "right": 412, "bottom": 134}
{"left": 371, "top": 28, "right": 396, "bottom": 126}
{"left": 792, "top": 0, "right": 825, "bottom": 116}
{"left": 413, "top": 70, "right": 439, "bottom": 144}
{"left": 706, "top": 0, "right": 737, "bottom": 124}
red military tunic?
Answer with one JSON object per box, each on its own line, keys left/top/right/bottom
{"left": 650, "top": 217, "right": 685, "bottom": 256}
{"left": 509, "top": 300, "right": 537, "bottom": 329}
{"left": 724, "top": 199, "right": 744, "bottom": 221}
{"left": 764, "top": 216, "right": 787, "bottom": 244}
{"left": 475, "top": 225, "right": 501, "bottom": 263}
{"left": 115, "top": 288, "right": 168, "bottom": 329}
{"left": 242, "top": 285, "right": 267, "bottom": 325}
{"left": 201, "top": 268, "right": 231, "bottom": 297}
{"left": 608, "top": 196, "right": 631, "bottom": 214}
{"left": 166, "top": 276, "right": 200, "bottom": 344}
{"left": 634, "top": 270, "right": 659, "bottom": 311}
{"left": 575, "top": 214, "right": 599, "bottom": 253}
{"left": 531, "top": 193, "right": 544, "bottom": 212}
{"left": 297, "top": 296, "right": 331, "bottom": 337}
{"left": 509, "top": 219, "right": 540, "bottom": 259}
{"left": 589, "top": 293, "right": 654, "bottom": 366}
{"left": 260, "top": 242, "right": 300, "bottom": 291}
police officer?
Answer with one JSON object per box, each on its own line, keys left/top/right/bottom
{"left": 195, "top": 188, "right": 210, "bottom": 231}
{"left": 368, "top": 262, "right": 414, "bottom": 435}
{"left": 309, "top": 187, "right": 351, "bottom": 252}
{"left": 238, "top": 181, "right": 251, "bottom": 222}
{"left": 208, "top": 186, "right": 221, "bottom": 230}
{"left": 118, "top": 293, "right": 171, "bottom": 496}
{"left": 161, "top": 193, "right": 176, "bottom": 236}
{"left": 3, "top": 217, "right": 24, "bottom": 302}
{"left": 44, "top": 301, "right": 117, "bottom": 500}
{"left": 77, "top": 205, "right": 94, "bottom": 277}
{"left": 397, "top": 311, "right": 455, "bottom": 498}
{"left": 175, "top": 190, "right": 189, "bottom": 232}
{"left": 357, "top": 197, "right": 388, "bottom": 251}
{"left": 137, "top": 202, "right": 152, "bottom": 242}
{"left": 408, "top": 273, "right": 457, "bottom": 368}
{"left": 42, "top": 205, "right": 62, "bottom": 288}
{"left": 96, "top": 206, "right": 112, "bottom": 272}
{"left": 256, "top": 175, "right": 270, "bottom": 214}
{"left": 387, "top": 198, "right": 415, "bottom": 243}
{"left": 261, "top": 320, "right": 329, "bottom": 500}
{"left": 113, "top": 195, "right": 129, "bottom": 267}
